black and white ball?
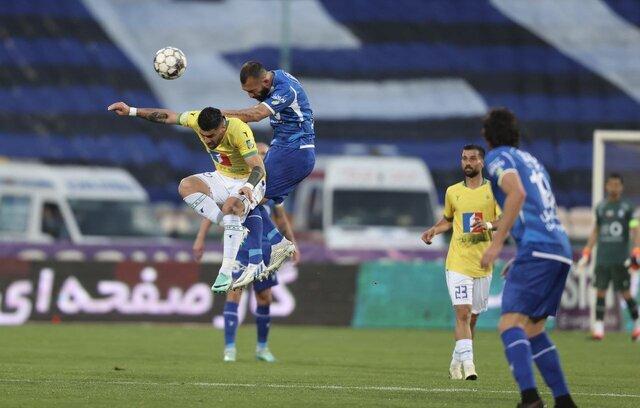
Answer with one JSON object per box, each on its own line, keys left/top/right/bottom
{"left": 153, "top": 47, "right": 187, "bottom": 80}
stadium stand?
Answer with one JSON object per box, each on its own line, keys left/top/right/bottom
{"left": 0, "top": 0, "right": 209, "bottom": 201}
{"left": 1, "top": 0, "right": 639, "bottom": 209}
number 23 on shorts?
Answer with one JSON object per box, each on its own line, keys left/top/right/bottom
{"left": 454, "top": 285, "right": 468, "bottom": 300}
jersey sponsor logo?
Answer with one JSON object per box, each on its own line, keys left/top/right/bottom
{"left": 463, "top": 212, "right": 484, "bottom": 233}
{"left": 270, "top": 94, "right": 286, "bottom": 105}
{"left": 246, "top": 139, "right": 255, "bottom": 149}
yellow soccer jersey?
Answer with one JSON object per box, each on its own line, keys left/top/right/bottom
{"left": 443, "top": 180, "right": 501, "bottom": 278}
{"left": 178, "top": 111, "right": 258, "bottom": 179}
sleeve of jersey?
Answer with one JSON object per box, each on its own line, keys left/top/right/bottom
{"left": 234, "top": 124, "right": 259, "bottom": 158}
{"left": 443, "top": 189, "right": 454, "bottom": 221}
{"left": 261, "top": 84, "right": 295, "bottom": 115}
{"left": 486, "top": 151, "right": 518, "bottom": 187}
{"left": 178, "top": 110, "right": 200, "bottom": 129}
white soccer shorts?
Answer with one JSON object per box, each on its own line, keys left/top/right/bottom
{"left": 445, "top": 270, "right": 492, "bottom": 314}
{"left": 194, "top": 172, "right": 265, "bottom": 218}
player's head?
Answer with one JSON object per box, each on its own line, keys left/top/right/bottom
{"left": 257, "top": 142, "right": 269, "bottom": 160}
{"left": 605, "top": 173, "right": 624, "bottom": 199}
{"left": 461, "top": 144, "right": 485, "bottom": 178}
{"left": 482, "top": 108, "right": 520, "bottom": 149}
{"left": 240, "top": 61, "right": 271, "bottom": 102}
{"left": 197, "top": 107, "right": 226, "bottom": 147}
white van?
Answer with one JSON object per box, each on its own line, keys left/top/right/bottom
{"left": 0, "top": 162, "right": 165, "bottom": 244}
{"left": 293, "top": 156, "right": 443, "bottom": 250}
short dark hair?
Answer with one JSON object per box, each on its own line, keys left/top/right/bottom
{"left": 240, "top": 61, "right": 267, "bottom": 84}
{"left": 197, "top": 107, "right": 224, "bottom": 131}
{"left": 462, "top": 144, "right": 485, "bottom": 158}
{"left": 607, "top": 173, "right": 624, "bottom": 184}
{"left": 482, "top": 107, "right": 520, "bottom": 148}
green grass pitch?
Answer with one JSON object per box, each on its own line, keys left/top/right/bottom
{"left": 0, "top": 324, "right": 638, "bottom": 407}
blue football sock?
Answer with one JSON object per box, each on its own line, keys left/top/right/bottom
{"left": 223, "top": 302, "right": 239, "bottom": 348}
{"left": 258, "top": 205, "right": 283, "bottom": 246}
{"left": 244, "top": 208, "right": 264, "bottom": 264}
{"left": 501, "top": 327, "right": 537, "bottom": 394}
{"left": 256, "top": 304, "right": 271, "bottom": 348}
{"left": 530, "top": 332, "right": 570, "bottom": 398}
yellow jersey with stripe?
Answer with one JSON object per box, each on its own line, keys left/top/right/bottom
{"left": 178, "top": 111, "right": 258, "bottom": 179}
{"left": 443, "top": 180, "right": 501, "bottom": 278}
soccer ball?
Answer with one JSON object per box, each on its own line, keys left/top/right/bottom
{"left": 153, "top": 47, "right": 187, "bottom": 80}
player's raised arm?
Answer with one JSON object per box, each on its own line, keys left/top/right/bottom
{"left": 221, "top": 104, "right": 272, "bottom": 123}
{"left": 480, "top": 172, "right": 526, "bottom": 268}
{"left": 107, "top": 101, "right": 179, "bottom": 125}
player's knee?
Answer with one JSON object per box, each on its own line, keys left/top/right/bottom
{"left": 498, "top": 313, "right": 526, "bottom": 333}
{"left": 470, "top": 313, "right": 479, "bottom": 324}
{"left": 222, "top": 199, "right": 245, "bottom": 216}
{"left": 524, "top": 319, "right": 546, "bottom": 337}
{"left": 226, "top": 288, "right": 242, "bottom": 302}
{"left": 455, "top": 307, "right": 472, "bottom": 323}
{"left": 256, "top": 289, "right": 272, "bottom": 305}
{"left": 178, "top": 177, "right": 199, "bottom": 198}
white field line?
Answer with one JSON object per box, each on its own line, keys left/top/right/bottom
{"left": 0, "top": 379, "right": 638, "bottom": 399}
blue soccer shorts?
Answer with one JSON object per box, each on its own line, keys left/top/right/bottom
{"left": 264, "top": 145, "right": 315, "bottom": 204}
{"left": 501, "top": 245, "right": 572, "bottom": 319}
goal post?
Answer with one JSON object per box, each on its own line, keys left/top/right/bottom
{"left": 589, "top": 129, "right": 640, "bottom": 331}
{"left": 592, "top": 130, "right": 640, "bottom": 206}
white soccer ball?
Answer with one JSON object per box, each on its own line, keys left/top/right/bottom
{"left": 153, "top": 47, "right": 187, "bottom": 80}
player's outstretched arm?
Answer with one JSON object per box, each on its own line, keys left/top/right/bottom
{"left": 107, "top": 102, "right": 179, "bottom": 125}
{"left": 221, "top": 104, "right": 271, "bottom": 123}
{"left": 421, "top": 217, "right": 452, "bottom": 245}
{"left": 480, "top": 173, "right": 526, "bottom": 268}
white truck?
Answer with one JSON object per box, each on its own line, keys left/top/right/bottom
{"left": 292, "top": 156, "right": 443, "bottom": 250}
{"left": 0, "top": 162, "right": 165, "bottom": 244}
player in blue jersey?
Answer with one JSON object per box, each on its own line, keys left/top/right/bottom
{"left": 222, "top": 61, "right": 314, "bottom": 284}
{"left": 477, "top": 108, "right": 577, "bottom": 408}
{"left": 192, "top": 143, "right": 299, "bottom": 362}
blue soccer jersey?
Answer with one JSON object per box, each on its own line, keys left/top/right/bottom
{"left": 485, "top": 146, "right": 571, "bottom": 258}
{"left": 260, "top": 70, "right": 315, "bottom": 149}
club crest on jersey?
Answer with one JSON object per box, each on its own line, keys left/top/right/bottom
{"left": 463, "top": 212, "right": 484, "bottom": 233}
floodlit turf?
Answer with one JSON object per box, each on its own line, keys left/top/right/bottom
{"left": 0, "top": 324, "right": 638, "bottom": 407}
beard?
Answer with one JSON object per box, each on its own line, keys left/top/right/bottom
{"left": 254, "top": 87, "right": 270, "bottom": 102}
{"left": 464, "top": 167, "right": 480, "bottom": 178}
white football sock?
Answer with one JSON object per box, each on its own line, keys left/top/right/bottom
{"left": 455, "top": 339, "right": 473, "bottom": 362}
{"left": 593, "top": 320, "right": 604, "bottom": 334}
{"left": 183, "top": 193, "right": 223, "bottom": 225}
{"left": 222, "top": 214, "right": 244, "bottom": 266}
{"left": 451, "top": 347, "right": 460, "bottom": 364}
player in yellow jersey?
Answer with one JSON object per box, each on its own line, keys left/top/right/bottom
{"left": 421, "top": 144, "right": 501, "bottom": 381}
{"left": 107, "top": 101, "right": 265, "bottom": 293}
